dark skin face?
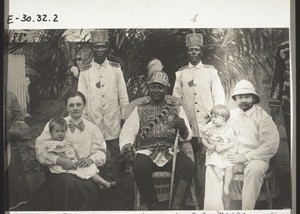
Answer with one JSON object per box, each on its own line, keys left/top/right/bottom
{"left": 187, "top": 45, "right": 202, "bottom": 66}
{"left": 148, "top": 82, "right": 188, "bottom": 139}
{"left": 148, "top": 83, "right": 168, "bottom": 105}
{"left": 93, "top": 43, "right": 108, "bottom": 64}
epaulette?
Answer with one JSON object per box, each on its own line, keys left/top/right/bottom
{"left": 81, "top": 64, "right": 92, "bottom": 71}
{"left": 109, "top": 61, "right": 121, "bottom": 68}
{"left": 203, "top": 64, "right": 216, "bottom": 69}
{"left": 178, "top": 65, "right": 189, "bottom": 71}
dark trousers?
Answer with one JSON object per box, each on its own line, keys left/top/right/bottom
{"left": 106, "top": 138, "right": 125, "bottom": 183}
{"left": 133, "top": 153, "right": 194, "bottom": 206}
{"left": 192, "top": 137, "right": 206, "bottom": 210}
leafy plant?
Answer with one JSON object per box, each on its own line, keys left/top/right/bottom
{"left": 8, "top": 28, "right": 289, "bottom": 100}
{"left": 25, "top": 30, "right": 69, "bottom": 99}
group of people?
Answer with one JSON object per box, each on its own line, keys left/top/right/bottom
{"left": 6, "top": 30, "right": 286, "bottom": 211}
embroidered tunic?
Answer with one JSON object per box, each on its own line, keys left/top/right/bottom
{"left": 120, "top": 100, "right": 192, "bottom": 166}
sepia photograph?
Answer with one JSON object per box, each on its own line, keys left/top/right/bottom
{"left": 3, "top": 28, "right": 292, "bottom": 212}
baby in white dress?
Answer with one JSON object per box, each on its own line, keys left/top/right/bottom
{"left": 45, "top": 117, "right": 115, "bottom": 189}
{"left": 201, "top": 105, "right": 237, "bottom": 195}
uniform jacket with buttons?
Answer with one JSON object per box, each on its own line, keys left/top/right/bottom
{"left": 78, "top": 58, "right": 129, "bottom": 140}
{"left": 173, "top": 61, "right": 225, "bottom": 137}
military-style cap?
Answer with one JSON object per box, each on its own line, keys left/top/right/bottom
{"left": 149, "top": 71, "right": 170, "bottom": 87}
{"left": 90, "top": 30, "right": 108, "bottom": 43}
{"left": 186, "top": 33, "right": 203, "bottom": 47}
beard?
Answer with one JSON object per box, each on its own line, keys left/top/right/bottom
{"left": 238, "top": 102, "right": 254, "bottom": 112}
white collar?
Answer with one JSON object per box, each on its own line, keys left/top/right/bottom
{"left": 92, "top": 58, "right": 108, "bottom": 68}
{"left": 188, "top": 61, "right": 203, "bottom": 69}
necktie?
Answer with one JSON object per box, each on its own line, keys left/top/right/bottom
{"left": 68, "top": 120, "right": 85, "bottom": 133}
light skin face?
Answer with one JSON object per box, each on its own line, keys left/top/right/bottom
{"left": 66, "top": 96, "right": 85, "bottom": 120}
{"left": 211, "top": 114, "right": 226, "bottom": 127}
{"left": 148, "top": 82, "right": 168, "bottom": 105}
{"left": 50, "top": 124, "right": 67, "bottom": 141}
{"left": 93, "top": 43, "right": 108, "bottom": 64}
{"left": 235, "top": 94, "right": 255, "bottom": 112}
{"left": 187, "top": 45, "right": 202, "bottom": 65}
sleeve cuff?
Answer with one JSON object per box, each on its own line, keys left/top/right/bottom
{"left": 90, "top": 155, "right": 106, "bottom": 166}
{"left": 121, "top": 143, "right": 132, "bottom": 156}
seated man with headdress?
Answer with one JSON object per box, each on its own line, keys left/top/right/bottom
{"left": 120, "top": 71, "right": 194, "bottom": 210}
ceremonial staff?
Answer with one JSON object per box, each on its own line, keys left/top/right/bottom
{"left": 169, "top": 130, "right": 179, "bottom": 209}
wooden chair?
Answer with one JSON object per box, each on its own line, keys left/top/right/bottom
{"left": 125, "top": 96, "right": 200, "bottom": 210}
{"left": 224, "top": 166, "right": 281, "bottom": 209}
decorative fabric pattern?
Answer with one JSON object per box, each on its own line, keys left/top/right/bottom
{"left": 137, "top": 102, "right": 178, "bottom": 144}
{"left": 269, "top": 41, "right": 290, "bottom": 114}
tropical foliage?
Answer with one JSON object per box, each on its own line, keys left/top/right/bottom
{"left": 6, "top": 28, "right": 289, "bottom": 100}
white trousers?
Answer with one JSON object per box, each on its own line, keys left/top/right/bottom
{"left": 203, "top": 159, "right": 269, "bottom": 210}
{"left": 242, "top": 159, "right": 269, "bottom": 210}
{"left": 204, "top": 165, "right": 224, "bottom": 210}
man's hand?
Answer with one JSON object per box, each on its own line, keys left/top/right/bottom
{"left": 173, "top": 116, "right": 188, "bottom": 138}
{"left": 122, "top": 151, "right": 135, "bottom": 164}
{"left": 270, "top": 106, "right": 280, "bottom": 121}
{"left": 57, "top": 157, "right": 77, "bottom": 170}
{"left": 173, "top": 117, "right": 186, "bottom": 131}
{"left": 76, "top": 157, "right": 93, "bottom": 168}
{"left": 225, "top": 153, "right": 247, "bottom": 164}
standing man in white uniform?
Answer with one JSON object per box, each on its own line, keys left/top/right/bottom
{"left": 78, "top": 30, "right": 129, "bottom": 186}
{"left": 172, "top": 32, "right": 225, "bottom": 208}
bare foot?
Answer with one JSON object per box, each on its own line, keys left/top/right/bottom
{"left": 223, "top": 185, "right": 230, "bottom": 195}
{"left": 98, "top": 185, "right": 105, "bottom": 190}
